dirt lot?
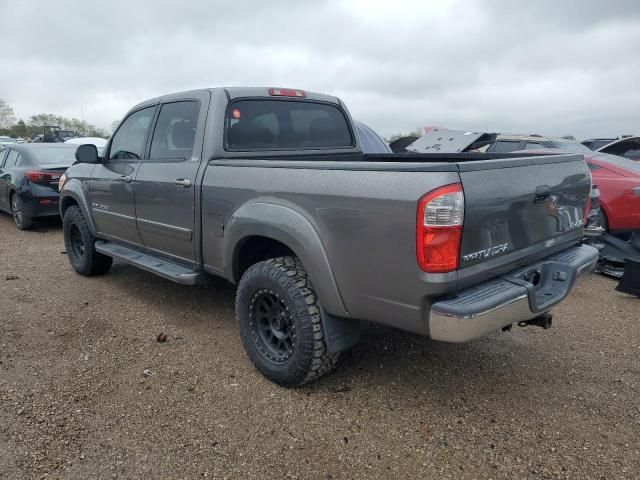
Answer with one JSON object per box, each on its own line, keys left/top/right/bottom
{"left": 0, "top": 214, "right": 638, "bottom": 480}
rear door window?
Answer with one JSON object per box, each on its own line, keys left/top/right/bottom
{"left": 0, "top": 149, "right": 8, "bottom": 166}
{"left": 225, "top": 100, "right": 353, "bottom": 150}
{"left": 149, "top": 101, "right": 200, "bottom": 160}
{"left": 109, "top": 106, "right": 156, "bottom": 160}
{"left": 4, "top": 149, "right": 19, "bottom": 167}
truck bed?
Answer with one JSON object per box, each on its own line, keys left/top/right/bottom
{"left": 201, "top": 151, "right": 590, "bottom": 334}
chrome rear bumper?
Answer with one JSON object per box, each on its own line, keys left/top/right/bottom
{"left": 429, "top": 244, "right": 599, "bottom": 342}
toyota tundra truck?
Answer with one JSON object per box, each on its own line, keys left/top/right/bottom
{"left": 59, "top": 87, "right": 598, "bottom": 387}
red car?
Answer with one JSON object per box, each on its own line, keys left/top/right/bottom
{"left": 521, "top": 149, "right": 640, "bottom": 233}
{"left": 587, "top": 152, "right": 640, "bottom": 233}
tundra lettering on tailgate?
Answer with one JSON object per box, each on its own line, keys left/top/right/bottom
{"left": 462, "top": 242, "right": 510, "bottom": 263}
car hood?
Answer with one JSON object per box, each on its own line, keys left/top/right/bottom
{"left": 591, "top": 152, "right": 640, "bottom": 178}
{"left": 406, "top": 128, "right": 496, "bottom": 153}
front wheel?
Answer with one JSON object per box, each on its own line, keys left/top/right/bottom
{"left": 63, "top": 205, "right": 112, "bottom": 276}
{"left": 236, "top": 257, "right": 339, "bottom": 387}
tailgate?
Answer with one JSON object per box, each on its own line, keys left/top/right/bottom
{"left": 458, "top": 154, "right": 590, "bottom": 271}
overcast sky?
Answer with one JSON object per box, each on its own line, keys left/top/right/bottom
{"left": 0, "top": 0, "right": 638, "bottom": 139}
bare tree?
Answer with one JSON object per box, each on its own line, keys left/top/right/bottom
{"left": 0, "top": 99, "right": 17, "bottom": 129}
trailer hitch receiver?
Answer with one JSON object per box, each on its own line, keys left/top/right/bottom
{"left": 518, "top": 313, "right": 553, "bottom": 330}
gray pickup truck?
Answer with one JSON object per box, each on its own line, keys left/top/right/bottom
{"left": 59, "top": 87, "right": 598, "bottom": 387}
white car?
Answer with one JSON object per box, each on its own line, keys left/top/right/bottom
{"left": 64, "top": 136, "right": 108, "bottom": 156}
{"left": 0, "top": 136, "right": 16, "bottom": 146}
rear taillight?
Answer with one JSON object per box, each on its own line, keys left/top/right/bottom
{"left": 25, "top": 170, "right": 59, "bottom": 184}
{"left": 416, "top": 183, "right": 464, "bottom": 273}
{"left": 268, "top": 88, "right": 306, "bottom": 98}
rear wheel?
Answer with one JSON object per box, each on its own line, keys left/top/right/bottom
{"left": 63, "top": 205, "right": 112, "bottom": 276}
{"left": 10, "top": 194, "right": 34, "bottom": 230}
{"left": 236, "top": 256, "right": 339, "bottom": 387}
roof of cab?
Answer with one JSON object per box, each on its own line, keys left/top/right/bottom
{"left": 130, "top": 87, "right": 342, "bottom": 111}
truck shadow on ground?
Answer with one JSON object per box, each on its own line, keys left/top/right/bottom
{"left": 0, "top": 213, "right": 62, "bottom": 232}
{"left": 106, "top": 261, "right": 548, "bottom": 397}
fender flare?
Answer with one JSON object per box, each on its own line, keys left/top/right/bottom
{"left": 224, "top": 202, "right": 349, "bottom": 318}
{"left": 59, "top": 180, "right": 97, "bottom": 236}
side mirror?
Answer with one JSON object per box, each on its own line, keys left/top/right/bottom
{"left": 75, "top": 144, "right": 100, "bottom": 164}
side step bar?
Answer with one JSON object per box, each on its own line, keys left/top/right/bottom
{"left": 95, "top": 240, "right": 205, "bottom": 285}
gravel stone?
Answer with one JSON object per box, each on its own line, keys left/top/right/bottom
{"left": 0, "top": 216, "right": 639, "bottom": 479}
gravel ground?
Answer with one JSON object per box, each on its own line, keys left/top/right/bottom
{"left": 0, "top": 213, "right": 639, "bottom": 479}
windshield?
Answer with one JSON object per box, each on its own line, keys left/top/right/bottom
{"left": 551, "top": 141, "right": 593, "bottom": 153}
{"left": 32, "top": 147, "right": 77, "bottom": 166}
{"left": 588, "top": 139, "right": 616, "bottom": 150}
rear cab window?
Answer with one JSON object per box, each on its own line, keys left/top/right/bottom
{"left": 4, "top": 149, "right": 20, "bottom": 167}
{"left": 225, "top": 99, "right": 354, "bottom": 151}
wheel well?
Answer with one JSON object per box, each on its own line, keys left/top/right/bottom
{"left": 60, "top": 196, "right": 78, "bottom": 216}
{"left": 234, "top": 236, "right": 295, "bottom": 282}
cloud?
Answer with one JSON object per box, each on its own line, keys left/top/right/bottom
{"left": 0, "top": 0, "right": 638, "bottom": 139}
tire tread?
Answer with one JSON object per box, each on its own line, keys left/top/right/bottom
{"left": 63, "top": 206, "right": 112, "bottom": 276}
{"left": 236, "top": 256, "right": 339, "bottom": 387}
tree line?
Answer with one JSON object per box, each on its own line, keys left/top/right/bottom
{"left": 0, "top": 99, "right": 109, "bottom": 139}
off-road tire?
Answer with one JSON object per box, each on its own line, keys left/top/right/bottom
{"left": 236, "top": 256, "right": 339, "bottom": 387}
{"left": 63, "top": 205, "right": 112, "bottom": 276}
{"left": 10, "top": 193, "right": 35, "bottom": 230}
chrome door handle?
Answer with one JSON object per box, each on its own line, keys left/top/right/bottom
{"left": 174, "top": 179, "right": 192, "bottom": 188}
{"left": 119, "top": 175, "right": 132, "bottom": 183}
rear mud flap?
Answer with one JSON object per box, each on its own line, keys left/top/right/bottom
{"left": 615, "top": 259, "right": 640, "bottom": 298}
